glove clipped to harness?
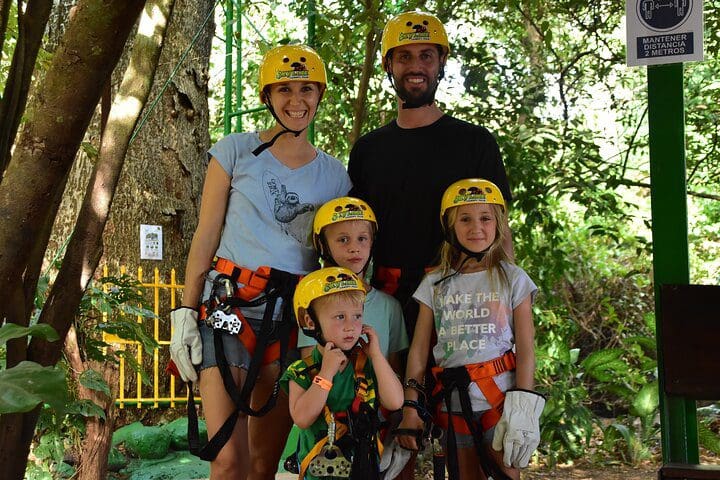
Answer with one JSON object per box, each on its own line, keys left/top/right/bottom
{"left": 379, "top": 438, "right": 413, "bottom": 480}
{"left": 491, "top": 388, "right": 545, "bottom": 468}
{"left": 169, "top": 307, "right": 202, "bottom": 383}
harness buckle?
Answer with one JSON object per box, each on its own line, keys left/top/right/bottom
{"left": 307, "top": 445, "right": 352, "bottom": 478}
{"left": 308, "top": 412, "right": 352, "bottom": 478}
{"left": 209, "top": 309, "right": 242, "bottom": 335}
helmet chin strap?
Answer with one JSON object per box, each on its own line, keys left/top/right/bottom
{"left": 252, "top": 98, "right": 306, "bottom": 156}
{"left": 303, "top": 310, "right": 358, "bottom": 355}
{"left": 433, "top": 239, "right": 489, "bottom": 286}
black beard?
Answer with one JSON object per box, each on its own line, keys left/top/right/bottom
{"left": 395, "top": 75, "right": 438, "bottom": 106}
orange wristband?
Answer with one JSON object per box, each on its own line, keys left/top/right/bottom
{"left": 313, "top": 375, "right": 333, "bottom": 391}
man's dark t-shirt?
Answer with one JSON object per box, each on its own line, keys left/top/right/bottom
{"left": 348, "top": 114, "right": 511, "bottom": 272}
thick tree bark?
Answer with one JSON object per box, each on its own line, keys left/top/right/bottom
{"left": 49, "top": 0, "right": 212, "bottom": 277}
{"left": 0, "top": 1, "right": 145, "bottom": 478}
{"left": 34, "top": 1, "right": 176, "bottom": 474}
{"left": 64, "top": 326, "right": 120, "bottom": 480}
{"left": 102, "top": 0, "right": 212, "bottom": 273}
{"left": 0, "top": 0, "right": 53, "bottom": 174}
{"left": 43, "top": 0, "right": 211, "bottom": 412}
{"left": 34, "top": 0, "right": 176, "bottom": 367}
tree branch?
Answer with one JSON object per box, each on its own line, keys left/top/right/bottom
{"left": 0, "top": 0, "right": 11, "bottom": 60}
{"left": 349, "top": 0, "right": 380, "bottom": 146}
{"left": 617, "top": 179, "right": 720, "bottom": 201}
{"left": 0, "top": 0, "right": 53, "bottom": 174}
{"left": 32, "top": 0, "right": 176, "bottom": 368}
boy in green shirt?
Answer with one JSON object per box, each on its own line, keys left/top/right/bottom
{"left": 281, "top": 267, "right": 403, "bottom": 479}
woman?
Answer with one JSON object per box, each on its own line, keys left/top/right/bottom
{"left": 170, "top": 44, "right": 351, "bottom": 479}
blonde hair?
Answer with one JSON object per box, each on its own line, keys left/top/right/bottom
{"left": 311, "top": 290, "right": 365, "bottom": 319}
{"left": 437, "top": 203, "right": 511, "bottom": 288}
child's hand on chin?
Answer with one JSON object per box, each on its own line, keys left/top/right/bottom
{"left": 320, "top": 342, "right": 347, "bottom": 377}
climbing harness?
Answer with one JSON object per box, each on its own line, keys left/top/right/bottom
{"left": 186, "top": 256, "right": 301, "bottom": 461}
{"left": 291, "top": 347, "right": 383, "bottom": 480}
{"left": 428, "top": 350, "right": 517, "bottom": 480}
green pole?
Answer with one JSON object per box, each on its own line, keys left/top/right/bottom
{"left": 307, "top": 0, "right": 316, "bottom": 144}
{"left": 235, "top": 0, "right": 242, "bottom": 132}
{"left": 647, "top": 62, "right": 698, "bottom": 464}
{"left": 224, "top": 0, "right": 234, "bottom": 136}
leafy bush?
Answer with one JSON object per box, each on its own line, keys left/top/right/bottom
{"left": 20, "top": 270, "right": 158, "bottom": 475}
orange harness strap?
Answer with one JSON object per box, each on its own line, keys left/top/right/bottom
{"left": 214, "top": 257, "right": 272, "bottom": 301}
{"left": 374, "top": 266, "right": 402, "bottom": 296}
{"left": 204, "top": 257, "right": 299, "bottom": 365}
{"left": 432, "top": 350, "right": 516, "bottom": 433}
{"left": 374, "top": 265, "right": 435, "bottom": 296}
{"left": 199, "top": 304, "right": 298, "bottom": 365}
{"left": 297, "top": 349, "right": 382, "bottom": 480}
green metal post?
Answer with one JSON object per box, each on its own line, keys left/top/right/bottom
{"left": 235, "top": 0, "right": 242, "bottom": 132}
{"left": 307, "top": 0, "right": 316, "bottom": 143}
{"left": 647, "top": 62, "right": 698, "bottom": 464}
{"left": 224, "top": 0, "right": 234, "bottom": 135}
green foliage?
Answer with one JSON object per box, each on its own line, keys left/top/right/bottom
{"left": 25, "top": 430, "right": 75, "bottom": 480}
{"left": 79, "top": 369, "right": 112, "bottom": 398}
{"left": 76, "top": 274, "right": 159, "bottom": 369}
{"left": 0, "top": 361, "right": 68, "bottom": 414}
{"left": 698, "top": 404, "right": 720, "bottom": 455}
{"left": 535, "top": 309, "right": 596, "bottom": 464}
{"left": 0, "top": 321, "right": 66, "bottom": 415}
{"left": 0, "top": 322, "right": 59, "bottom": 346}
{"left": 21, "top": 270, "right": 159, "bottom": 475}
{"left": 0, "top": 2, "right": 19, "bottom": 94}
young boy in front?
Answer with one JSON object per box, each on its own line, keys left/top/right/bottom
{"left": 281, "top": 267, "right": 404, "bottom": 479}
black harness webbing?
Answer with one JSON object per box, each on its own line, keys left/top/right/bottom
{"left": 187, "top": 268, "right": 299, "bottom": 461}
{"left": 295, "top": 349, "right": 381, "bottom": 480}
{"left": 430, "top": 367, "right": 512, "bottom": 480}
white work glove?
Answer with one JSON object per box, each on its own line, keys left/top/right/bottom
{"left": 491, "top": 389, "right": 546, "bottom": 468}
{"left": 169, "top": 307, "right": 202, "bottom": 383}
{"left": 379, "top": 438, "right": 413, "bottom": 480}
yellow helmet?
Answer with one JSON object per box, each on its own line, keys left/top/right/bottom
{"left": 293, "top": 267, "right": 366, "bottom": 332}
{"left": 381, "top": 11, "right": 450, "bottom": 59}
{"left": 258, "top": 44, "right": 327, "bottom": 98}
{"left": 440, "top": 178, "right": 506, "bottom": 227}
{"left": 312, "top": 197, "right": 378, "bottom": 254}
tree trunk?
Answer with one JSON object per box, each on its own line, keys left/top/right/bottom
{"left": 103, "top": 0, "right": 212, "bottom": 273}
{"left": 35, "top": 0, "right": 177, "bottom": 473}
{"left": 0, "top": 1, "right": 146, "bottom": 478}
{"left": 35, "top": 0, "right": 177, "bottom": 374}
{"left": 49, "top": 0, "right": 212, "bottom": 278}
{"left": 0, "top": 0, "right": 53, "bottom": 174}
{"left": 64, "top": 326, "right": 120, "bottom": 480}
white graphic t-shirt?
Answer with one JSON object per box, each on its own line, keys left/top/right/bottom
{"left": 413, "top": 261, "right": 537, "bottom": 411}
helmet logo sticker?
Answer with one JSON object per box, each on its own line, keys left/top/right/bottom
{"left": 323, "top": 272, "right": 358, "bottom": 292}
{"left": 399, "top": 20, "right": 430, "bottom": 42}
{"left": 276, "top": 55, "right": 310, "bottom": 80}
{"left": 453, "top": 186, "right": 487, "bottom": 205}
{"left": 330, "top": 203, "right": 366, "bottom": 222}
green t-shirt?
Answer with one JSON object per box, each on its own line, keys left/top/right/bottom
{"left": 280, "top": 346, "right": 378, "bottom": 479}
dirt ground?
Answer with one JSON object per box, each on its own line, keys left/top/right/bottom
{"left": 522, "top": 461, "right": 659, "bottom": 479}
{"left": 275, "top": 462, "right": 661, "bottom": 479}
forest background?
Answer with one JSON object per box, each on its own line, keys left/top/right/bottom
{"left": 0, "top": 0, "right": 718, "bottom": 479}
